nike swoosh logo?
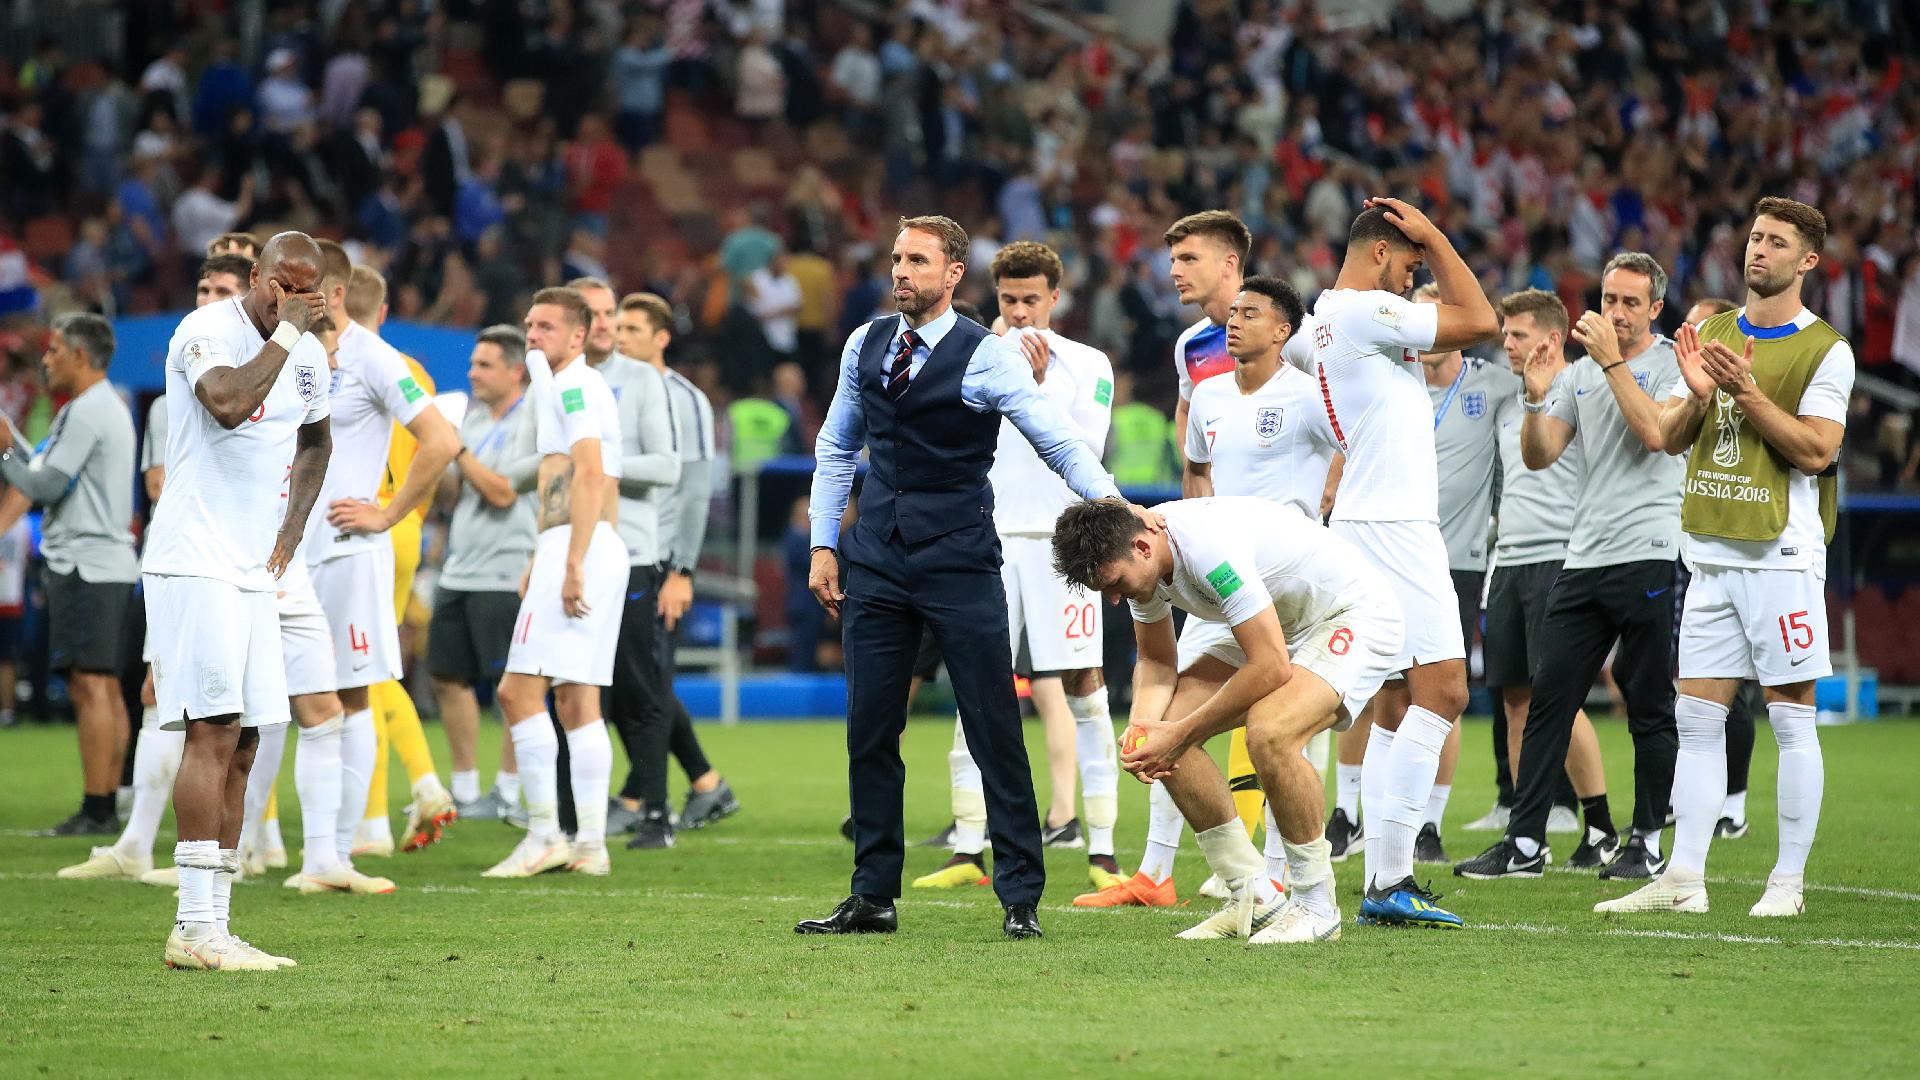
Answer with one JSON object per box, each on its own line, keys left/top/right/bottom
{"left": 1646, "top": 588, "right": 1668, "bottom": 598}
{"left": 1506, "top": 858, "right": 1533, "bottom": 872}
{"left": 1789, "top": 654, "right": 1811, "bottom": 666}
{"left": 1204, "top": 417, "right": 1221, "bottom": 426}
{"left": 1576, "top": 388, "right": 1595, "bottom": 396}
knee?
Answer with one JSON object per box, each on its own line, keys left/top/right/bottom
{"left": 1062, "top": 669, "right": 1104, "bottom": 698}
{"left": 1425, "top": 681, "right": 1469, "bottom": 723}
{"left": 1244, "top": 718, "right": 1302, "bottom": 766}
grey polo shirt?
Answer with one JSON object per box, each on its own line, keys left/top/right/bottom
{"left": 2, "top": 380, "right": 139, "bottom": 582}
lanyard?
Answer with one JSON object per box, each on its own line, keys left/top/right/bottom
{"left": 475, "top": 396, "right": 524, "bottom": 459}
{"left": 1431, "top": 362, "right": 1469, "bottom": 430}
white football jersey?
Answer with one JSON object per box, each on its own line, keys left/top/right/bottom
{"left": 1184, "top": 363, "right": 1337, "bottom": 519}
{"left": 144, "top": 297, "right": 330, "bottom": 591}
{"left": 991, "top": 328, "right": 1114, "bottom": 536}
{"left": 528, "top": 350, "right": 623, "bottom": 477}
{"left": 1303, "top": 289, "right": 1441, "bottom": 523}
{"left": 1129, "top": 496, "right": 1385, "bottom": 642}
{"left": 303, "top": 320, "right": 431, "bottom": 563}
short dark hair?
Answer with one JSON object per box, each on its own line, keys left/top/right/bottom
{"left": 207, "top": 231, "right": 260, "bottom": 257}
{"left": 1602, "top": 251, "right": 1669, "bottom": 304}
{"left": 529, "top": 286, "right": 592, "bottom": 330}
{"left": 53, "top": 312, "right": 115, "bottom": 369}
{"left": 1753, "top": 196, "right": 1827, "bottom": 253}
{"left": 475, "top": 324, "right": 527, "bottom": 366}
{"left": 897, "top": 215, "right": 969, "bottom": 266}
{"left": 952, "top": 299, "right": 985, "bottom": 326}
{"left": 1498, "top": 289, "right": 1569, "bottom": 336}
{"left": 1239, "top": 275, "right": 1304, "bottom": 332}
{"left": 198, "top": 253, "right": 254, "bottom": 284}
{"left": 1163, "top": 210, "right": 1251, "bottom": 264}
{"left": 1051, "top": 498, "right": 1146, "bottom": 592}
{"left": 1347, "top": 206, "right": 1415, "bottom": 252}
{"left": 313, "top": 238, "right": 352, "bottom": 290}
{"left": 618, "top": 292, "right": 674, "bottom": 334}
{"left": 991, "top": 241, "right": 1064, "bottom": 289}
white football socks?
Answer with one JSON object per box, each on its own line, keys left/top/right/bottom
{"left": 1261, "top": 803, "right": 1287, "bottom": 887}
{"left": 296, "top": 715, "right": 345, "bottom": 877}
{"left": 565, "top": 720, "right": 613, "bottom": 846}
{"left": 1304, "top": 728, "right": 1331, "bottom": 775}
{"left": 115, "top": 713, "right": 182, "bottom": 861}
{"left": 242, "top": 721, "right": 289, "bottom": 856}
{"left": 214, "top": 849, "right": 237, "bottom": 933}
{"left": 1360, "top": 723, "right": 1394, "bottom": 888}
{"left": 1069, "top": 689, "right": 1119, "bottom": 857}
{"left": 1336, "top": 762, "right": 1363, "bottom": 819}
{"left": 510, "top": 715, "right": 561, "bottom": 841}
{"left": 1769, "top": 701, "right": 1822, "bottom": 878}
{"left": 1376, "top": 706, "right": 1451, "bottom": 888}
{"left": 174, "top": 840, "right": 221, "bottom": 926}
{"left": 1721, "top": 788, "right": 1748, "bottom": 825}
{"left": 948, "top": 718, "right": 987, "bottom": 854}
{"left": 1194, "top": 820, "right": 1264, "bottom": 899}
{"left": 1284, "top": 835, "right": 1337, "bottom": 918}
{"left": 451, "top": 769, "right": 481, "bottom": 805}
{"left": 1424, "top": 783, "right": 1452, "bottom": 828}
{"left": 1667, "top": 694, "right": 1729, "bottom": 878}
{"left": 335, "top": 709, "right": 377, "bottom": 864}
{"left": 494, "top": 771, "right": 522, "bottom": 806}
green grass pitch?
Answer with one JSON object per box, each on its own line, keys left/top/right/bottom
{"left": 3, "top": 714, "right": 1918, "bottom": 1078}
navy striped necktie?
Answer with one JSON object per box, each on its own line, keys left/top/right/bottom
{"left": 886, "top": 329, "right": 923, "bottom": 399}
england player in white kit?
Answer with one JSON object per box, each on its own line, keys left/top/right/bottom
{"left": 1294, "top": 199, "right": 1498, "bottom": 927}
{"left": 483, "top": 287, "right": 628, "bottom": 879}
{"left": 1055, "top": 496, "right": 1403, "bottom": 944}
{"left": 143, "top": 232, "right": 332, "bottom": 971}
{"left": 1605, "top": 198, "right": 1854, "bottom": 919}
{"left": 922, "top": 241, "right": 1122, "bottom": 893}
{"left": 298, "top": 255, "right": 461, "bottom": 864}
{"left": 253, "top": 313, "right": 394, "bottom": 897}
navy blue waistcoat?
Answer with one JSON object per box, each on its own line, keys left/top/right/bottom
{"left": 854, "top": 314, "right": 1000, "bottom": 546}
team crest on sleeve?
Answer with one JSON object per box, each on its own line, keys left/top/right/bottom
{"left": 297, "top": 365, "right": 320, "bottom": 403}
{"left": 1462, "top": 391, "right": 1486, "bottom": 419}
{"left": 1255, "top": 406, "right": 1284, "bottom": 440}
{"left": 329, "top": 369, "right": 345, "bottom": 396}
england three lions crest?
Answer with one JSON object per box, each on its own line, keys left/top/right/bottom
{"left": 297, "top": 365, "right": 320, "bottom": 403}
{"left": 1255, "top": 406, "right": 1284, "bottom": 440}
{"left": 1462, "top": 391, "right": 1486, "bottom": 419}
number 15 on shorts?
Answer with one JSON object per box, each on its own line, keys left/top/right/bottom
{"left": 1777, "top": 610, "right": 1813, "bottom": 652}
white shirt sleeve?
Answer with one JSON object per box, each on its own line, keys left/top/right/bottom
{"left": 368, "top": 346, "right": 433, "bottom": 426}
{"left": 298, "top": 341, "right": 330, "bottom": 424}
{"left": 1065, "top": 346, "right": 1115, "bottom": 457}
{"left": 558, "top": 379, "right": 609, "bottom": 458}
{"left": 1797, "top": 340, "right": 1855, "bottom": 423}
{"left": 1128, "top": 589, "right": 1172, "bottom": 625}
{"left": 180, "top": 335, "right": 236, "bottom": 389}
{"left": 1174, "top": 526, "right": 1273, "bottom": 627}
{"left": 1344, "top": 291, "right": 1439, "bottom": 352}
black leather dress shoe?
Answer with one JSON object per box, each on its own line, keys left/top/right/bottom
{"left": 1002, "top": 903, "right": 1043, "bottom": 939}
{"left": 795, "top": 895, "right": 898, "bottom": 935}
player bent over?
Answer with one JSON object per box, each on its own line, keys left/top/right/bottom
{"left": 482, "top": 287, "right": 628, "bottom": 878}
{"left": 1054, "top": 496, "right": 1405, "bottom": 942}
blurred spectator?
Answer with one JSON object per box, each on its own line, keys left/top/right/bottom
{"left": 612, "top": 17, "right": 671, "bottom": 153}
{"left": 564, "top": 113, "right": 624, "bottom": 236}
{"left": 720, "top": 206, "right": 780, "bottom": 288}
{"left": 171, "top": 169, "right": 255, "bottom": 271}
{"left": 257, "top": 48, "right": 316, "bottom": 135}
{"left": 3, "top": 101, "right": 64, "bottom": 223}
{"left": 746, "top": 250, "right": 802, "bottom": 364}
{"left": 735, "top": 29, "right": 787, "bottom": 132}
{"left": 828, "top": 22, "right": 882, "bottom": 137}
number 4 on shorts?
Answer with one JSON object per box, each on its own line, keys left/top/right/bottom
{"left": 348, "top": 624, "right": 371, "bottom": 655}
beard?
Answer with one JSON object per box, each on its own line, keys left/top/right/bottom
{"left": 894, "top": 282, "right": 942, "bottom": 316}
{"left": 1745, "top": 263, "right": 1796, "bottom": 299}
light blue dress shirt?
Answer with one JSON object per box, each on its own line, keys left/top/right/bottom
{"left": 808, "top": 307, "right": 1120, "bottom": 549}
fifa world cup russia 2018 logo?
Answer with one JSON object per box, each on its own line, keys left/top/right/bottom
{"left": 1712, "top": 389, "right": 1744, "bottom": 468}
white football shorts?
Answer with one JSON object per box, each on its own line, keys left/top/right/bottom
{"left": 1002, "top": 534, "right": 1102, "bottom": 672}
{"left": 145, "top": 573, "right": 289, "bottom": 730}
{"left": 1331, "top": 518, "right": 1465, "bottom": 670}
{"left": 505, "top": 522, "right": 627, "bottom": 687}
{"left": 1679, "top": 563, "right": 1831, "bottom": 686}
{"left": 311, "top": 545, "right": 403, "bottom": 690}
